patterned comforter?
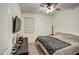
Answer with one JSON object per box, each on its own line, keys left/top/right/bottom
{"left": 36, "top": 36, "right": 71, "bottom": 55}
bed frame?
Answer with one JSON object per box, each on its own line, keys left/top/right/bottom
{"left": 36, "top": 41, "right": 49, "bottom": 55}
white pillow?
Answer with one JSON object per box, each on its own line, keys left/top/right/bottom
{"left": 51, "top": 32, "right": 65, "bottom": 39}
{"left": 53, "top": 32, "right": 79, "bottom": 42}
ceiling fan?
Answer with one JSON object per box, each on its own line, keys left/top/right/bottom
{"left": 40, "top": 3, "right": 61, "bottom": 13}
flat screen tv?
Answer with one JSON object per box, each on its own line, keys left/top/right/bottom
{"left": 13, "top": 16, "right": 21, "bottom": 33}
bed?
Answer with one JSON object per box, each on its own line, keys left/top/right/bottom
{"left": 35, "top": 32, "right": 79, "bottom": 55}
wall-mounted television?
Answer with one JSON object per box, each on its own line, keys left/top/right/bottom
{"left": 13, "top": 16, "right": 21, "bottom": 33}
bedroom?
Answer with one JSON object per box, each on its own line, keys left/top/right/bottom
{"left": 20, "top": 3, "right": 79, "bottom": 55}
{"left": 0, "top": 3, "right": 79, "bottom": 55}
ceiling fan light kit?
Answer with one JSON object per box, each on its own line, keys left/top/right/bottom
{"left": 46, "top": 8, "right": 55, "bottom": 14}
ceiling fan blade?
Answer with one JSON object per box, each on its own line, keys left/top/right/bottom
{"left": 53, "top": 3, "right": 58, "bottom": 8}
{"left": 40, "top": 5, "right": 45, "bottom": 7}
{"left": 55, "top": 8, "right": 61, "bottom": 11}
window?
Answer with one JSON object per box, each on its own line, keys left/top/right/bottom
{"left": 24, "top": 17, "right": 35, "bottom": 34}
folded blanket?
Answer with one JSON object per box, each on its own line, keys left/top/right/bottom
{"left": 36, "top": 36, "right": 71, "bottom": 55}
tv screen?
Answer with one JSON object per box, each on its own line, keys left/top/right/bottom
{"left": 13, "top": 16, "right": 21, "bottom": 33}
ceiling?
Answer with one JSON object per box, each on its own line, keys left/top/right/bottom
{"left": 19, "top": 3, "right": 79, "bottom": 15}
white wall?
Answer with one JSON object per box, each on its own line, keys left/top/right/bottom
{"left": 52, "top": 5, "right": 79, "bottom": 35}
{"left": 0, "top": 3, "right": 23, "bottom": 55}
{"left": 0, "top": 4, "right": 12, "bottom": 54}
{"left": 22, "top": 13, "right": 53, "bottom": 43}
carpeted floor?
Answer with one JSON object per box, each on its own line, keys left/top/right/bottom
{"left": 28, "top": 42, "right": 45, "bottom": 55}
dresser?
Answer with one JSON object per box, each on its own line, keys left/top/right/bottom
{"left": 11, "top": 37, "right": 28, "bottom": 55}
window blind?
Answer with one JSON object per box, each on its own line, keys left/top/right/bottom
{"left": 24, "top": 17, "right": 35, "bottom": 34}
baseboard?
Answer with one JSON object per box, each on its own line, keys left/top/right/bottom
{"left": 2, "top": 47, "right": 12, "bottom": 55}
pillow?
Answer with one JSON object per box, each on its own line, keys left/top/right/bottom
{"left": 54, "top": 32, "right": 79, "bottom": 42}
{"left": 51, "top": 32, "right": 65, "bottom": 39}
{"left": 61, "top": 34, "right": 79, "bottom": 42}
{"left": 54, "top": 32, "right": 64, "bottom": 35}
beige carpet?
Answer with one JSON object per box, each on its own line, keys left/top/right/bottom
{"left": 28, "top": 42, "right": 45, "bottom": 55}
